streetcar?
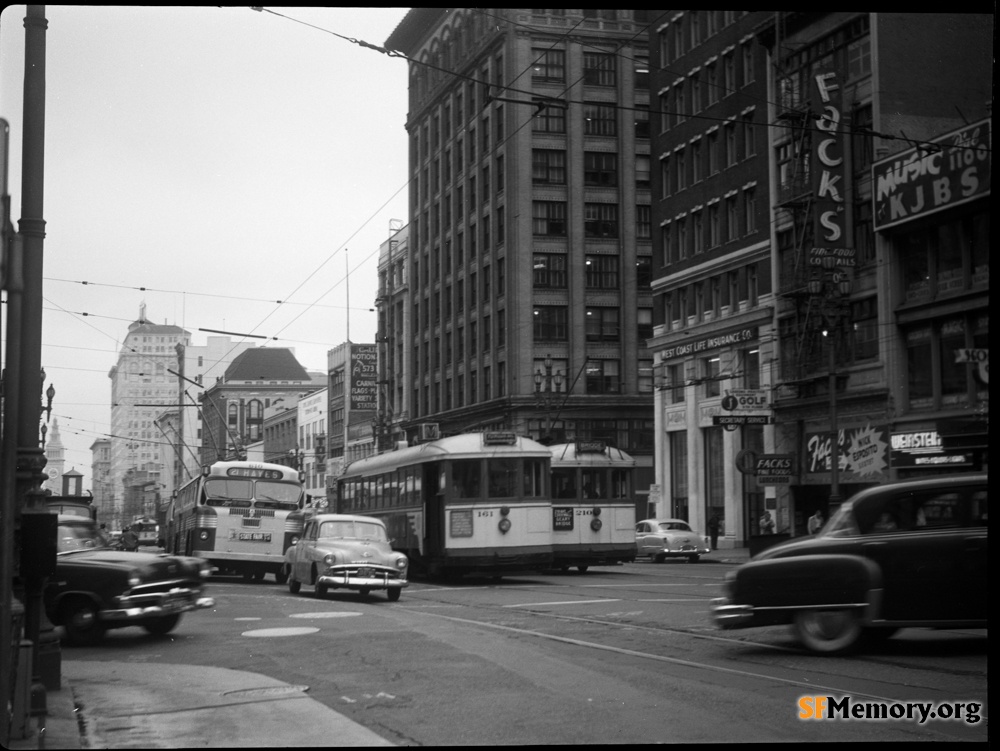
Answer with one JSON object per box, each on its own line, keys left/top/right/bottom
{"left": 548, "top": 441, "right": 638, "bottom": 572}
{"left": 337, "top": 432, "right": 554, "bottom": 577}
{"left": 130, "top": 515, "right": 160, "bottom": 547}
{"left": 169, "top": 460, "right": 307, "bottom": 583}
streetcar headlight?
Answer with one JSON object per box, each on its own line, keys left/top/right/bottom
{"left": 498, "top": 518, "right": 512, "bottom": 534}
{"left": 590, "top": 518, "right": 603, "bottom": 532}
{"left": 290, "top": 535, "right": 301, "bottom": 546}
{"left": 592, "top": 507, "right": 601, "bottom": 517}
{"left": 198, "top": 530, "right": 210, "bottom": 541}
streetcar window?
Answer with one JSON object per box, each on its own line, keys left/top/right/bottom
{"left": 487, "top": 459, "right": 518, "bottom": 498}
{"left": 611, "top": 469, "right": 631, "bottom": 498}
{"left": 452, "top": 460, "right": 481, "bottom": 499}
{"left": 552, "top": 469, "right": 577, "bottom": 499}
{"left": 523, "top": 459, "right": 546, "bottom": 498}
{"left": 581, "top": 469, "right": 606, "bottom": 500}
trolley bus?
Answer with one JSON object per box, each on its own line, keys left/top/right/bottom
{"left": 337, "top": 432, "right": 554, "bottom": 577}
{"left": 170, "top": 460, "right": 307, "bottom": 583}
{"left": 549, "top": 441, "right": 638, "bottom": 571}
{"left": 130, "top": 515, "right": 160, "bottom": 547}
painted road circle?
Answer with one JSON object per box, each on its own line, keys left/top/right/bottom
{"left": 289, "top": 611, "right": 363, "bottom": 619}
{"left": 242, "top": 627, "right": 320, "bottom": 637}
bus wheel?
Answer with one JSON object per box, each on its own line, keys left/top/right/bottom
{"left": 275, "top": 569, "right": 288, "bottom": 585}
{"left": 387, "top": 588, "right": 401, "bottom": 602}
{"left": 252, "top": 571, "right": 265, "bottom": 582}
{"left": 143, "top": 614, "right": 181, "bottom": 636}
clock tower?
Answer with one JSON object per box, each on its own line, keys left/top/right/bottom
{"left": 42, "top": 417, "right": 66, "bottom": 493}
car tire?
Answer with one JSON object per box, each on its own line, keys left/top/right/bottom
{"left": 652, "top": 553, "right": 665, "bottom": 564}
{"left": 275, "top": 569, "right": 288, "bottom": 585}
{"left": 577, "top": 565, "right": 589, "bottom": 573}
{"left": 315, "top": 582, "right": 328, "bottom": 598}
{"left": 387, "top": 588, "right": 401, "bottom": 602}
{"left": 688, "top": 554, "right": 700, "bottom": 563}
{"left": 288, "top": 573, "right": 301, "bottom": 594}
{"left": 793, "top": 609, "right": 863, "bottom": 654}
{"left": 143, "top": 614, "right": 181, "bottom": 636}
{"left": 60, "top": 598, "right": 106, "bottom": 647}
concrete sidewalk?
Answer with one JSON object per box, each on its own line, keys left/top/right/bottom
{"left": 8, "top": 661, "right": 394, "bottom": 749}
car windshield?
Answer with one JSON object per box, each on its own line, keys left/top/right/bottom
{"left": 318, "top": 521, "right": 387, "bottom": 541}
{"left": 658, "top": 521, "right": 691, "bottom": 532}
{"left": 57, "top": 521, "right": 109, "bottom": 553}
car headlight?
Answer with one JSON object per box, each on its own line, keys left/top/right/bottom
{"left": 395, "top": 557, "right": 408, "bottom": 570}
{"left": 323, "top": 554, "right": 337, "bottom": 566}
{"left": 199, "top": 562, "right": 213, "bottom": 579}
{"left": 128, "top": 574, "right": 141, "bottom": 587}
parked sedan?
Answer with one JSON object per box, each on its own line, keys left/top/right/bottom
{"left": 711, "top": 473, "right": 988, "bottom": 653}
{"left": 284, "top": 514, "right": 409, "bottom": 601}
{"left": 636, "top": 518, "right": 710, "bottom": 563}
{"left": 48, "top": 515, "right": 215, "bottom": 646}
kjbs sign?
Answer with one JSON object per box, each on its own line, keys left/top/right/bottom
{"left": 873, "top": 119, "right": 991, "bottom": 231}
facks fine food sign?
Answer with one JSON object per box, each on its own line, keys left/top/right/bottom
{"left": 873, "top": 118, "right": 991, "bottom": 231}
{"left": 350, "top": 344, "right": 378, "bottom": 412}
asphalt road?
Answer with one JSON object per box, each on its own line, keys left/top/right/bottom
{"left": 63, "top": 558, "right": 988, "bottom": 744}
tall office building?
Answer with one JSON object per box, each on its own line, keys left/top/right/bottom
{"left": 647, "top": 11, "right": 774, "bottom": 548}
{"left": 386, "top": 9, "right": 656, "bottom": 500}
{"left": 107, "top": 304, "right": 256, "bottom": 526}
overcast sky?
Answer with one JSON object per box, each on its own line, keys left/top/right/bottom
{"left": 1, "top": 6, "right": 411, "bottom": 483}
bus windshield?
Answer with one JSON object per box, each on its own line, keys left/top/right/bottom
{"left": 204, "top": 477, "right": 300, "bottom": 510}
{"left": 253, "top": 481, "right": 302, "bottom": 510}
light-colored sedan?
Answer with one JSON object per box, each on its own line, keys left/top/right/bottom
{"left": 635, "top": 518, "right": 710, "bottom": 563}
{"left": 283, "top": 514, "right": 409, "bottom": 601}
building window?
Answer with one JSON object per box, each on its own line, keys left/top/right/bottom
{"left": 674, "top": 147, "right": 686, "bottom": 190}
{"left": 532, "top": 201, "right": 567, "bottom": 236}
{"left": 584, "top": 203, "right": 619, "bottom": 238}
{"left": 708, "top": 204, "right": 721, "bottom": 248}
{"left": 692, "top": 209, "right": 704, "bottom": 254}
{"left": 708, "top": 130, "right": 720, "bottom": 174}
{"left": 723, "top": 50, "right": 735, "bottom": 93}
{"left": 847, "top": 36, "right": 871, "bottom": 79}
{"left": 532, "top": 149, "right": 566, "bottom": 184}
{"left": 741, "top": 41, "right": 755, "bottom": 86}
{"left": 743, "top": 187, "right": 756, "bottom": 234}
{"left": 703, "top": 355, "right": 721, "bottom": 397}
{"left": 585, "top": 360, "right": 621, "bottom": 394}
{"left": 533, "top": 254, "right": 567, "bottom": 288}
{"left": 533, "top": 104, "right": 566, "bottom": 133}
{"left": 585, "top": 254, "right": 619, "bottom": 289}
{"left": 583, "top": 52, "right": 616, "bottom": 86}
{"left": 725, "top": 121, "right": 737, "bottom": 166}
{"left": 583, "top": 102, "right": 617, "bottom": 136}
{"left": 691, "top": 139, "right": 703, "bottom": 183}
{"left": 634, "top": 103, "right": 650, "bottom": 139}
{"left": 533, "top": 306, "right": 568, "bottom": 341}
{"left": 531, "top": 48, "right": 566, "bottom": 83}
{"left": 636, "top": 205, "right": 651, "bottom": 240}
{"left": 638, "top": 307, "right": 653, "bottom": 339}
{"left": 584, "top": 152, "right": 618, "bottom": 187}
{"left": 585, "top": 306, "right": 620, "bottom": 342}
{"left": 742, "top": 111, "right": 756, "bottom": 157}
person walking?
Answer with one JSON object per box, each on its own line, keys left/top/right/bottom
{"left": 807, "top": 510, "right": 825, "bottom": 535}
{"left": 121, "top": 526, "right": 139, "bottom": 552}
{"left": 759, "top": 510, "right": 775, "bottom": 535}
{"left": 707, "top": 514, "right": 721, "bottom": 550}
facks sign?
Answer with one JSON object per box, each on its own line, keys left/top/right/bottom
{"left": 873, "top": 119, "right": 991, "bottom": 231}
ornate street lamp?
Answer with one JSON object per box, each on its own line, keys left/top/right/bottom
{"left": 534, "top": 354, "right": 564, "bottom": 445}
{"left": 808, "top": 255, "right": 853, "bottom": 510}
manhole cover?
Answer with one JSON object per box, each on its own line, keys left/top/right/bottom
{"left": 223, "top": 685, "right": 309, "bottom": 699}
{"left": 242, "top": 626, "right": 319, "bottom": 637}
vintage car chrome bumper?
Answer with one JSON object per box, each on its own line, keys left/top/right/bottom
{"left": 710, "top": 597, "right": 754, "bottom": 628}
{"left": 318, "top": 566, "right": 408, "bottom": 590}
{"left": 103, "top": 588, "right": 215, "bottom": 621}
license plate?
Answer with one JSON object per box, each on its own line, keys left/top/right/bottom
{"left": 231, "top": 531, "right": 272, "bottom": 543}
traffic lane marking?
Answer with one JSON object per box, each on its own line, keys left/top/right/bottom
{"left": 504, "top": 599, "right": 622, "bottom": 608}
